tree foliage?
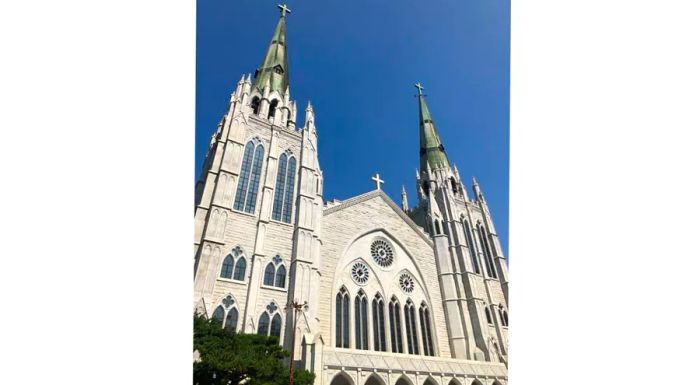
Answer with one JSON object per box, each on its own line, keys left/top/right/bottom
{"left": 193, "top": 314, "right": 315, "bottom": 385}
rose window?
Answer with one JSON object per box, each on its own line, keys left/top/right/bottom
{"left": 399, "top": 273, "right": 415, "bottom": 293}
{"left": 351, "top": 262, "right": 370, "bottom": 285}
{"left": 371, "top": 239, "right": 394, "bottom": 267}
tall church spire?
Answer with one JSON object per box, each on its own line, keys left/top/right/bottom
{"left": 253, "top": 4, "right": 291, "bottom": 94}
{"left": 416, "top": 83, "right": 449, "bottom": 173}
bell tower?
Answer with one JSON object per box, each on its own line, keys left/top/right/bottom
{"left": 407, "top": 83, "right": 509, "bottom": 363}
{"left": 193, "top": 5, "right": 324, "bottom": 356}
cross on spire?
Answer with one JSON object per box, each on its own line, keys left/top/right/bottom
{"left": 371, "top": 173, "right": 385, "bottom": 190}
{"left": 277, "top": 3, "right": 292, "bottom": 17}
{"left": 414, "top": 82, "right": 424, "bottom": 95}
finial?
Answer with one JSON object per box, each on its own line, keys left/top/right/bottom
{"left": 306, "top": 101, "right": 313, "bottom": 111}
{"left": 472, "top": 176, "right": 478, "bottom": 186}
{"left": 414, "top": 82, "right": 424, "bottom": 95}
{"left": 371, "top": 173, "right": 385, "bottom": 191}
{"left": 277, "top": 4, "right": 292, "bottom": 18}
{"left": 246, "top": 73, "right": 252, "bottom": 83}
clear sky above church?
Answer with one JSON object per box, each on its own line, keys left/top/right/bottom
{"left": 196, "top": 0, "right": 510, "bottom": 258}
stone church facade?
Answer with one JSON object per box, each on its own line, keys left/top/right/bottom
{"left": 194, "top": 6, "right": 509, "bottom": 385}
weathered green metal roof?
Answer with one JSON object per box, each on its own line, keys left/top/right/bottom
{"left": 418, "top": 93, "right": 449, "bottom": 173}
{"left": 253, "top": 14, "right": 289, "bottom": 94}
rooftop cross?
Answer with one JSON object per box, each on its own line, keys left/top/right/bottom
{"left": 371, "top": 173, "right": 385, "bottom": 190}
{"left": 414, "top": 82, "right": 424, "bottom": 95}
{"left": 277, "top": 3, "right": 292, "bottom": 17}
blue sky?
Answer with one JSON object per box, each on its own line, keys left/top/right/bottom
{"left": 196, "top": 0, "right": 510, "bottom": 257}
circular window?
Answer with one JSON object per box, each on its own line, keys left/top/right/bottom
{"left": 399, "top": 273, "right": 415, "bottom": 293}
{"left": 371, "top": 239, "right": 394, "bottom": 267}
{"left": 351, "top": 262, "right": 370, "bottom": 285}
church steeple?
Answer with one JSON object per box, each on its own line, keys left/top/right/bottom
{"left": 253, "top": 4, "right": 291, "bottom": 94}
{"left": 416, "top": 83, "right": 449, "bottom": 173}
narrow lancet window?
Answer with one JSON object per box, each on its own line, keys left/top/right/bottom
{"left": 419, "top": 302, "right": 434, "bottom": 356}
{"left": 372, "top": 294, "right": 387, "bottom": 351}
{"left": 264, "top": 263, "right": 275, "bottom": 286}
{"left": 220, "top": 255, "right": 234, "bottom": 279}
{"left": 335, "top": 288, "right": 350, "bottom": 348}
{"left": 389, "top": 297, "right": 403, "bottom": 353}
{"left": 234, "top": 140, "right": 265, "bottom": 214}
{"left": 355, "top": 291, "right": 369, "bottom": 350}
{"left": 404, "top": 300, "right": 419, "bottom": 355}
{"left": 272, "top": 153, "right": 288, "bottom": 221}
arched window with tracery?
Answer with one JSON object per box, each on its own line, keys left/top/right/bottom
{"left": 404, "top": 300, "right": 419, "bottom": 354}
{"left": 212, "top": 295, "right": 238, "bottom": 332}
{"left": 372, "top": 293, "right": 386, "bottom": 352}
{"left": 263, "top": 255, "right": 286, "bottom": 288}
{"left": 355, "top": 290, "right": 369, "bottom": 350}
{"left": 234, "top": 139, "right": 265, "bottom": 214}
{"left": 419, "top": 302, "right": 435, "bottom": 356}
{"left": 257, "top": 302, "right": 281, "bottom": 338}
{"left": 335, "top": 287, "right": 350, "bottom": 348}
{"left": 272, "top": 152, "right": 297, "bottom": 223}
{"left": 389, "top": 297, "right": 403, "bottom": 353}
{"left": 221, "top": 246, "right": 246, "bottom": 281}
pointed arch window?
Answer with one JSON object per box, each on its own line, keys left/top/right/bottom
{"left": 419, "top": 302, "right": 434, "bottom": 356}
{"left": 233, "top": 258, "right": 246, "bottom": 281}
{"left": 234, "top": 139, "right": 265, "bottom": 214}
{"left": 212, "top": 306, "right": 225, "bottom": 324}
{"left": 499, "top": 305, "right": 509, "bottom": 327}
{"left": 220, "top": 247, "right": 246, "bottom": 282}
{"left": 404, "top": 300, "right": 419, "bottom": 355}
{"left": 372, "top": 294, "right": 387, "bottom": 352}
{"left": 263, "top": 255, "right": 286, "bottom": 288}
{"left": 355, "top": 291, "right": 369, "bottom": 350}
{"left": 275, "top": 265, "right": 286, "bottom": 288}
{"left": 434, "top": 219, "right": 441, "bottom": 235}
{"left": 478, "top": 225, "right": 498, "bottom": 278}
{"left": 251, "top": 96, "right": 261, "bottom": 115}
{"left": 263, "top": 263, "right": 275, "bottom": 286}
{"left": 270, "top": 313, "right": 282, "bottom": 337}
{"left": 272, "top": 152, "right": 297, "bottom": 223}
{"left": 219, "top": 255, "right": 234, "bottom": 279}
{"left": 335, "top": 287, "right": 350, "bottom": 348}
{"left": 225, "top": 308, "right": 239, "bottom": 331}
{"left": 257, "top": 302, "right": 281, "bottom": 338}
{"left": 485, "top": 306, "right": 493, "bottom": 325}
{"left": 212, "top": 295, "right": 239, "bottom": 332}
{"left": 268, "top": 99, "right": 279, "bottom": 120}
{"left": 389, "top": 297, "right": 403, "bottom": 353}
{"left": 463, "top": 219, "right": 481, "bottom": 274}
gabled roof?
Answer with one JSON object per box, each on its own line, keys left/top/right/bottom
{"left": 323, "top": 190, "right": 433, "bottom": 245}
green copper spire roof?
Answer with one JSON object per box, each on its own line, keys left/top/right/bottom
{"left": 253, "top": 4, "right": 291, "bottom": 93}
{"left": 416, "top": 83, "right": 449, "bottom": 173}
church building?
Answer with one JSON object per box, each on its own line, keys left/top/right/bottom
{"left": 194, "top": 5, "right": 509, "bottom": 385}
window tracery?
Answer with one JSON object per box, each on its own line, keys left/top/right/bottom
{"left": 371, "top": 239, "right": 394, "bottom": 268}
{"left": 350, "top": 262, "right": 370, "bottom": 285}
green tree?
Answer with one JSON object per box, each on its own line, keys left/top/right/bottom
{"left": 193, "top": 314, "right": 315, "bottom": 385}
